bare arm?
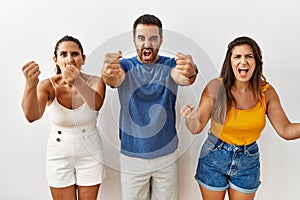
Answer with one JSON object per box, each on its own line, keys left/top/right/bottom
{"left": 101, "top": 51, "right": 125, "bottom": 87}
{"left": 21, "top": 61, "right": 48, "bottom": 122}
{"left": 266, "top": 85, "right": 300, "bottom": 140}
{"left": 181, "top": 79, "right": 217, "bottom": 134}
{"left": 171, "top": 52, "right": 198, "bottom": 86}
{"left": 73, "top": 75, "right": 106, "bottom": 111}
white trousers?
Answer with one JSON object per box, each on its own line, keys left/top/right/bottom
{"left": 120, "top": 152, "right": 179, "bottom": 200}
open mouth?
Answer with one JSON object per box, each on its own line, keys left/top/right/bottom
{"left": 238, "top": 68, "right": 249, "bottom": 76}
{"left": 143, "top": 48, "right": 153, "bottom": 58}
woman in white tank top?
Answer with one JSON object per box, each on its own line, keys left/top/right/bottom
{"left": 21, "top": 35, "right": 106, "bottom": 200}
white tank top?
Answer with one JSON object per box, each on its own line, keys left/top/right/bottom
{"left": 48, "top": 78, "right": 98, "bottom": 127}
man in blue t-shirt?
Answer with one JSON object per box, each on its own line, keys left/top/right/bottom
{"left": 102, "top": 14, "right": 198, "bottom": 200}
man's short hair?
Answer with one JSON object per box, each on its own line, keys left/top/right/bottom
{"left": 133, "top": 14, "right": 163, "bottom": 37}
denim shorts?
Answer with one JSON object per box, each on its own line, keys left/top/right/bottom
{"left": 195, "top": 132, "right": 261, "bottom": 194}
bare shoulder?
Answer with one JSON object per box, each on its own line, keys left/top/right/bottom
{"left": 39, "top": 78, "right": 52, "bottom": 89}
{"left": 205, "top": 78, "right": 222, "bottom": 98}
{"left": 81, "top": 72, "right": 100, "bottom": 81}
{"left": 35, "top": 77, "right": 55, "bottom": 103}
{"left": 207, "top": 78, "right": 222, "bottom": 88}
{"left": 264, "top": 84, "right": 277, "bottom": 95}
{"left": 80, "top": 72, "right": 104, "bottom": 88}
{"left": 264, "top": 83, "right": 280, "bottom": 103}
{"left": 40, "top": 74, "right": 61, "bottom": 88}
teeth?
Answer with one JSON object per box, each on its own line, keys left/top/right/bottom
{"left": 238, "top": 68, "right": 249, "bottom": 73}
{"left": 143, "top": 49, "right": 152, "bottom": 57}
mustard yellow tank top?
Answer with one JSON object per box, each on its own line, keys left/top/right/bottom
{"left": 210, "top": 83, "right": 270, "bottom": 145}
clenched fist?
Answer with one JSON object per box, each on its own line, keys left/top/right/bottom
{"left": 22, "top": 61, "right": 41, "bottom": 87}
{"left": 62, "top": 63, "right": 80, "bottom": 86}
{"left": 102, "top": 50, "right": 125, "bottom": 87}
{"left": 102, "top": 51, "right": 122, "bottom": 77}
{"left": 180, "top": 104, "right": 197, "bottom": 120}
{"left": 174, "top": 53, "right": 198, "bottom": 79}
{"left": 171, "top": 53, "right": 198, "bottom": 86}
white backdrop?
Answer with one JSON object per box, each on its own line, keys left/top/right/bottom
{"left": 1, "top": 0, "right": 300, "bottom": 199}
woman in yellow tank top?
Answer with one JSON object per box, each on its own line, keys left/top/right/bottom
{"left": 181, "top": 36, "right": 300, "bottom": 200}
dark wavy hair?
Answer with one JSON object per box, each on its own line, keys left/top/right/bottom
{"left": 133, "top": 14, "right": 163, "bottom": 37}
{"left": 54, "top": 35, "right": 84, "bottom": 74}
{"left": 212, "top": 36, "right": 267, "bottom": 123}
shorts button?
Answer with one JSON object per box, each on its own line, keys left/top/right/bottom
{"left": 56, "top": 138, "right": 61, "bottom": 142}
{"left": 83, "top": 136, "right": 87, "bottom": 140}
{"left": 82, "top": 128, "right": 86, "bottom": 133}
{"left": 57, "top": 131, "right": 62, "bottom": 134}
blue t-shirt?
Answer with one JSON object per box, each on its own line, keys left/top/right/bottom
{"left": 117, "top": 56, "right": 178, "bottom": 159}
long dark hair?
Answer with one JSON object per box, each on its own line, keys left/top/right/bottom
{"left": 212, "top": 36, "right": 266, "bottom": 123}
{"left": 54, "top": 35, "right": 84, "bottom": 74}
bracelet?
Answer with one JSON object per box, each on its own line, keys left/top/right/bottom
{"left": 188, "top": 64, "right": 198, "bottom": 79}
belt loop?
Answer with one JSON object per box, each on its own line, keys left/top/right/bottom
{"left": 217, "top": 141, "right": 223, "bottom": 150}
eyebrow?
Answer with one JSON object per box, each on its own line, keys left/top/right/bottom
{"left": 58, "top": 50, "right": 80, "bottom": 53}
{"left": 136, "top": 34, "right": 159, "bottom": 37}
{"left": 232, "top": 52, "right": 254, "bottom": 56}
